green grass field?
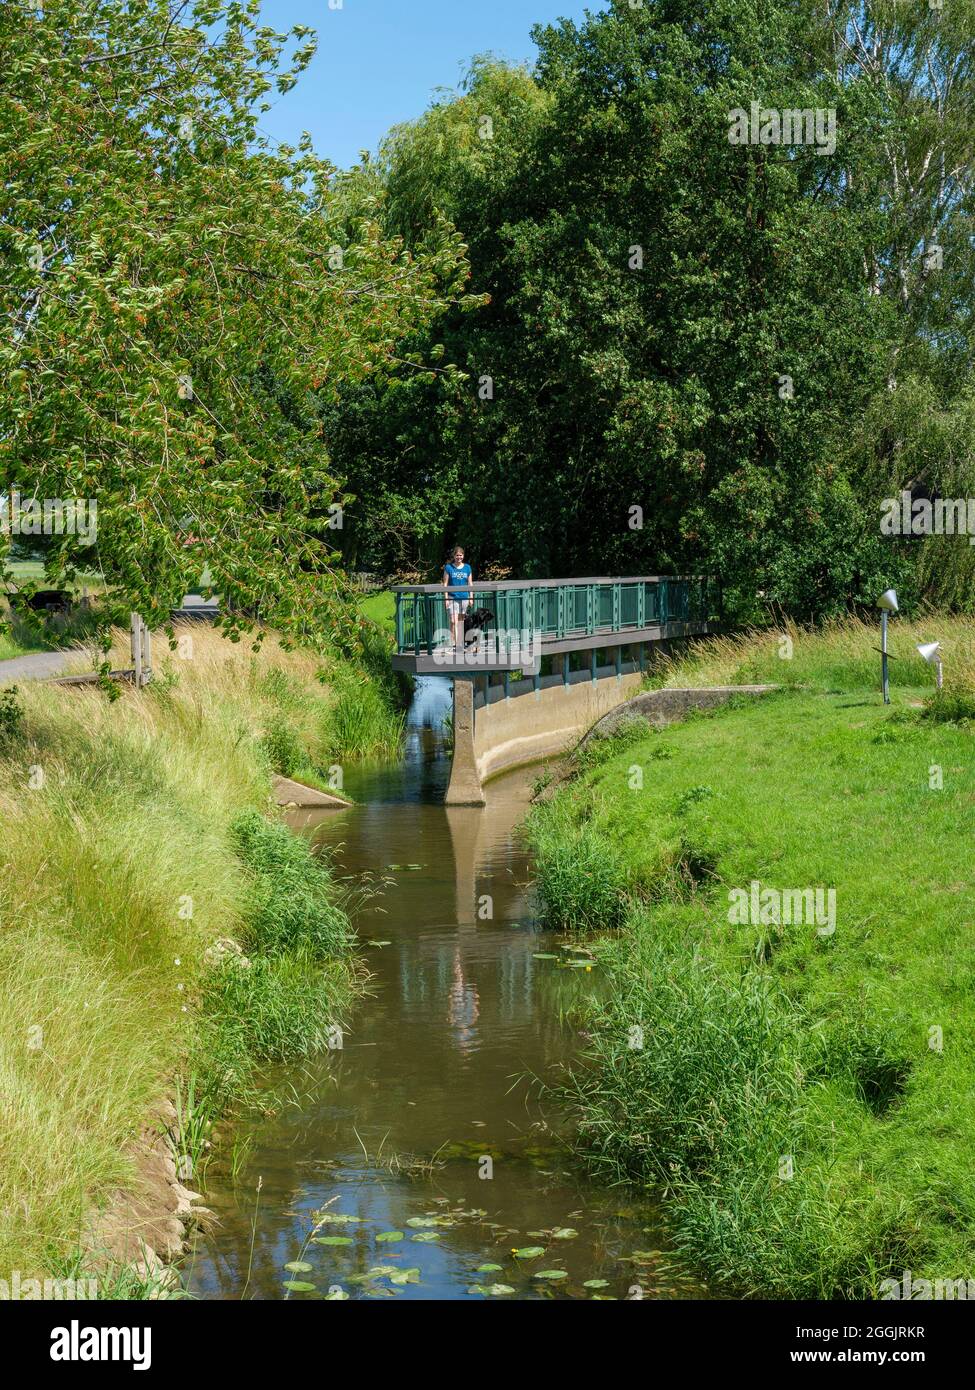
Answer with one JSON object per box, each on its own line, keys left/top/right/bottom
{"left": 527, "top": 618, "right": 975, "bottom": 1297}
{"left": 358, "top": 588, "right": 395, "bottom": 633}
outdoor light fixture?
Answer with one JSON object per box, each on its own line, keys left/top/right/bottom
{"left": 917, "top": 641, "right": 943, "bottom": 691}
{"left": 876, "top": 590, "right": 899, "bottom": 704}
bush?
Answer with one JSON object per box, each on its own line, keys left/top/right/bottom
{"left": 528, "top": 804, "right": 629, "bottom": 931}
{"left": 0, "top": 684, "right": 23, "bottom": 748}
{"left": 922, "top": 689, "right": 975, "bottom": 723}
{"left": 259, "top": 716, "right": 305, "bottom": 776}
{"left": 229, "top": 810, "right": 351, "bottom": 958}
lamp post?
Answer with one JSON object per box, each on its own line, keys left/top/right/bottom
{"left": 917, "top": 641, "right": 943, "bottom": 691}
{"left": 877, "top": 589, "right": 898, "bottom": 704}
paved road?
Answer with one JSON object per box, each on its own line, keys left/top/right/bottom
{"left": 0, "top": 597, "right": 214, "bottom": 685}
{"left": 0, "top": 650, "right": 79, "bottom": 682}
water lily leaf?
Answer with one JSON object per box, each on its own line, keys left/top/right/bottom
{"left": 551, "top": 1228, "right": 579, "bottom": 1240}
{"left": 375, "top": 1231, "right": 404, "bottom": 1242}
{"left": 512, "top": 1246, "right": 545, "bottom": 1259}
{"left": 532, "top": 1269, "right": 568, "bottom": 1280}
{"left": 476, "top": 1263, "right": 504, "bottom": 1273}
{"left": 367, "top": 940, "right": 392, "bottom": 948}
{"left": 406, "top": 1215, "right": 451, "bottom": 1228}
{"left": 532, "top": 953, "right": 558, "bottom": 960}
{"left": 317, "top": 1213, "right": 363, "bottom": 1224}
{"left": 583, "top": 1278, "right": 610, "bottom": 1288}
{"left": 389, "top": 1267, "right": 421, "bottom": 1285}
{"left": 325, "top": 1288, "right": 350, "bottom": 1300}
{"left": 282, "top": 1280, "right": 316, "bottom": 1292}
{"left": 486, "top": 1284, "right": 515, "bottom": 1295}
{"left": 313, "top": 1235, "right": 353, "bottom": 1246}
{"left": 411, "top": 1231, "right": 441, "bottom": 1242}
{"left": 284, "top": 1261, "right": 313, "bottom": 1273}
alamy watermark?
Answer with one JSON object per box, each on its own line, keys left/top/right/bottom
{"left": 1, "top": 490, "right": 97, "bottom": 543}
{"left": 881, "top": 490, "right": 975, "bottom": 545}
{"left": 728, "top": 102, "right": 836, "bottom": 156}
{"left": 728, "top": 880, "right": 836, "bottom": 936}
{"left": 0, "top": 1270, "right": 97, "bottom": 1300}
{"left": 433, "top": 628, "right": 542, "bottom": 674}
{"left": 880, "top": 1269, "right": 975, "bottom": 1300}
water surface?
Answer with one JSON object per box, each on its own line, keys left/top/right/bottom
{"left": 187, "top": 679, "right": 698, "bottom": 1300}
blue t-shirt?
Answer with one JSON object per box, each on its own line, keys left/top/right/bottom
{"left": 444, "top": 562, "right": 472, "bottom": 601}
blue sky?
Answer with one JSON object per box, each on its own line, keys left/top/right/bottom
{"left": 254, "top": 0, "right": 607, "bottom": 169}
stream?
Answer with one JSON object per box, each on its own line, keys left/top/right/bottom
{"left": 186, "top": 678, "right": 700, "bottom": 1301}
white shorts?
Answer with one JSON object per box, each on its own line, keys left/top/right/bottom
{"left": 446, "top": 598, "right": 471, "bottom": 618}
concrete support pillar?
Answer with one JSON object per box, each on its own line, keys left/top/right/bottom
{"left": 445, "top": 676, "right": 486, "bottom": 806}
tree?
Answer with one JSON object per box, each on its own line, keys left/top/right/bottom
{"left": 325, "top": 0, "right": 974, "bottom": 618}
{"left": 0, "top": 0, "right": 473, "bottom": 644}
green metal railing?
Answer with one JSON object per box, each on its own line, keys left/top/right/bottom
{"left": 393, "top": 576, "right": 716, "bottom": 658}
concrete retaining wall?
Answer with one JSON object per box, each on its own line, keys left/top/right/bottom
{"left": 473, "top": 666, "right": 645, "bottom": 786}
{"left": 578, "top": 683, "right": 777, "bottom": 747}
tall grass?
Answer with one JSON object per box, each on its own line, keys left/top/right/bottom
{"left": 0, "top": 621, "right": 387, "bottom": 1279}
{"left": 647, "top": 612, "right": 968, "bottom": 693}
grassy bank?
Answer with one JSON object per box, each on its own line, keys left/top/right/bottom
{"left": 0, "top": 621, "right": 399, "bottom": 1282}
{"left": 527, "top": 617, "right": 975, "bottom": 1297}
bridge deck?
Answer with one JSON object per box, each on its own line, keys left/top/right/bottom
{"left": 391, "top": 619, "right": 711, "bottom": 673}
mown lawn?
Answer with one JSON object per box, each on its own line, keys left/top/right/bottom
{"left": 527, "top": 623, "right": 975, "bottom": 1297}
{"left": 358, "top": 588, "right": 395, "bottom": 633}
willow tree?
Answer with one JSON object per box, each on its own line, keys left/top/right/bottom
{"left": 821, "top": 0, "right": 975, "bottom": 608}
{"left": 0, "top": 0, "right": 474, "bottom": 644}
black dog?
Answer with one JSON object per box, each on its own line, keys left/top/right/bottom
{"left": 463, "top": 607, "right": 495, "bottom": 650}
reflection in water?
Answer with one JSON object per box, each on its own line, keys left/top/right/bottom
{"left": 447, "top": 946, "right": 480, "bottom": 1057}
{"left": 186, "top": 679, "right": 699, "bottom": 1301}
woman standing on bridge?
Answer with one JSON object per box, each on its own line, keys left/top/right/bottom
{"left": 443, "top": 545, "right": 473, "bottom": 648}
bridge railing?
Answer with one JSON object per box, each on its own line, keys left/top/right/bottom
{"left": 393, "top": 576, "right": 716, "bottom": 658}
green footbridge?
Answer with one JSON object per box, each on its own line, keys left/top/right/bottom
{"left": 392, "top": 576, "right": 719, "bottom": 805}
